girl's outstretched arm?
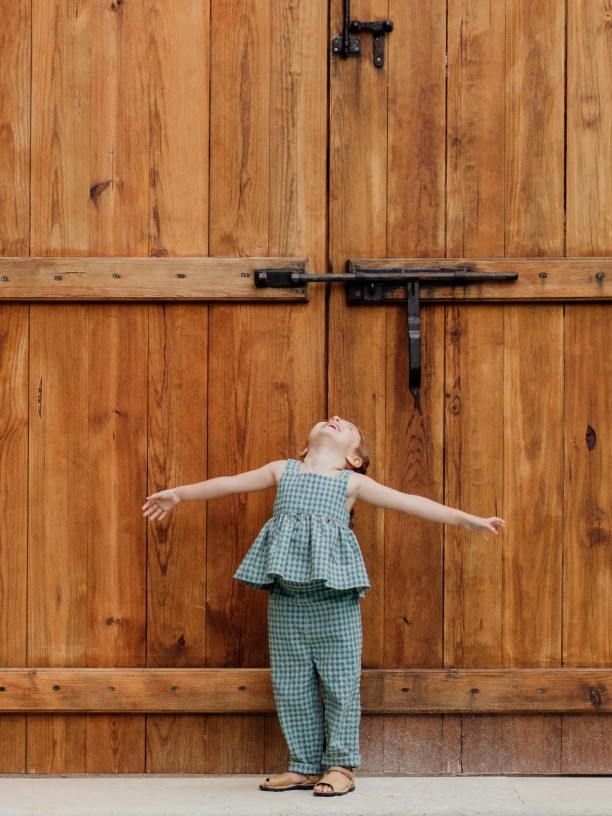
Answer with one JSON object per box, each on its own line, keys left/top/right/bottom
{"left": 142, "top": 460, "right": 286, "bottom": 522}
{"left": 349, "top": 474, "right": 505, "bottom": 540}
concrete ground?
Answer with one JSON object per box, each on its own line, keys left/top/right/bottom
{"left": 0, "top": 776, "right": 611, "bottom": 816}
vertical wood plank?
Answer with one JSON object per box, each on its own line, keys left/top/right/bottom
{"left": 447, "top": 0, "right": 506, "bottom": 256}
{"left": 563, "top": 0, "right": 612, "bottom": 774}
{"left": 144, "top": 0, "right": 210, "bottom": 773}
{"left": 146, "top": 304, "right": 208, "bottom": 771}
{"left": 0, "top": 0, "right": 31, "bottom": 772}
{"left": 566, "top": 0, "right": 612, "bottom": 255}
{"left": 0, "top": 0, "right": 30, "bottom": 256}
{"left": 207, "top": 0, "right": 327, "bottom": 773}
{"left": 505, "top": 0, "right": 565, "bottom": 255}
{"left": 28, "top": 305, "right": 89, "bottom": 772}
{"left": 383, "top": 306, "right": 445, "bottom": 669}
{"left": 30, "top": 0, "right": 90, "bottom": 255}
{"left": 388, "top": 0, "right": 446, "bottom": 254}
{"left": 563, "top": 306, "right": 612, "bottom": 668}
{"left": 383, "top": 0, "right": 448, "bottom": 772}
{"left": 503, "top": 305, "right": 564, "bottom": 667}
{"left": 28, "top": 0, "right": 90, "bottom": 772}
{"left": 86, "top": 0, "right": 151, "bottom": 772}
{"left": 84, "top": 305, "right": 148, "bottom": 773}
{"left": 148, "top": 1, "right": 209, "bottom": 257}
{"left": 0, "top": 305, "right": 29, "bottom": 772}
{"left": 444, "top": 305, "right": 505, "bottom": 669}
{"left": 89, "top": 0, "right": 149, "bottom": 256}
{"left": 500, "top": 0, "right": 566, "bottom": 774}
{"left": 329, "top": 0, "right": 389, "bottom": 674}
{"left": 445, "top": 0, "right": 508, "bottom": 771}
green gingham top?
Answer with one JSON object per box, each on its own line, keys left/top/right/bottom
{"left": 233, "top": 459, "right": 371, "bottom": 596}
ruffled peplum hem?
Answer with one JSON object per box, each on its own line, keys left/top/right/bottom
{"left": 233, "top": 513, "right": 371, "bottom": 597}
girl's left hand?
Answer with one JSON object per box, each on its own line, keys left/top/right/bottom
{"left": 461, "top": 514, "right": 506, "bottom": 540}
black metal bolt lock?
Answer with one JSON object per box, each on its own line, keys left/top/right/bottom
{"left": 332, "top": 0, "right": 394, "bottom": 68}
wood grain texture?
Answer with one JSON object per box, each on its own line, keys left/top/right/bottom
{"left": 0, "top": 305, "right": 29, "bottom": 771}
{"left": 30, "top": 0, "right": 89, "bottom": 255}
{"left": 444, "top": 305, "right": 505, "bottom": 668}
{"left": 89, "top": 0, "right": 149, "bottom": 257}
{"left": 383, "top": 306, "right": 445, "bottom": 668}
{"left": 566, "top": 0, "right": 612, "bottom": 255}
{"left": 447, "top": 0, "right": 506, "bottom": 256}
{"left": 0, "top": 0, "right": 30, "bottom": 256}
{"left": 505, "top": 0, "right": 565, "bottom": 256}
{"left": 388, "top": 0, "right": 446, "bottom": 255}
{"left": 563, "top": 305, "right": 612, "bottom": 667}
{"left": 328, "top": 0, "right": 389, "bottom": 673}
{"left": 148, "top": 0, "right": 209, "bottom": 257}
{"left": 0, "top": 257, "right": 311, "bottom": 300}
{"left": 3, "top": 668, "right": 611, "bottom": 713}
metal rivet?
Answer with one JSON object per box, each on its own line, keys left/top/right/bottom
{"left": 596, "top": 272, "right": 605, "bottom": 280}
{"left": 354, "top": 290, "right": 362, "bottom": 297}
{"left": 171, "top": 685, "right": 179, "bottom": 692}
{"left": 52, "top": 685, "right": 61, "bottom": 691}
{"left": 471, "top": 688, "right": 479, "bottom": 694}
{"left": 54, "top": 276, "right": 62, "bottom": 281}
{"left": 296, "top": 288, "right": 304, "bottom": 295}
{"left": 1, "top": 276, "right": 8, "bottom": 282}
{"left": 177, "top": 273, "right": 186, "bottom": 279}
{"left": 112, "top": 274, "right": 120, "bottom": 279}
{"left": 241, "top": 272, "right": 249, "bottom": 278}
{"left": 107, "top": 686, "right": 115, "bottom": 692}
{"left": 597, "top": 686, "right": 604, "bottom": 693}
{"left": 536, "top": 688, "right": 544, "bottom": 693}
{"left": 539, "top": 272, "right": 547, "bottom": 279}
{"left": 401, "top": 687, "right": 409, "bottom": 693}
{"left": 238, "top": 685, "right": 246, "bottom": 692}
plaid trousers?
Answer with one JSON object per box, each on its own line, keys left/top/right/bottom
{"left": 268, "top": 580, "right": 362, "bottom": 774}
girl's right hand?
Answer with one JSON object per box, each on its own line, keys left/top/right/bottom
{"left": 142, "top": 489, "right": 181, "bottom": 521}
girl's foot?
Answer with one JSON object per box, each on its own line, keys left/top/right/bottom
{"left": 259, "top": 772, "right": 320, "bottom": 792}
{"left": 313, "top": 766, "right": 355, "bottom": 797}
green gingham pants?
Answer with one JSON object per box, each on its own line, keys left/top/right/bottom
{"left": 268, "top": 580, "right": 362, "bottom": 774}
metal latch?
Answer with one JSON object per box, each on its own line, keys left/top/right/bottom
{"left": 255, "top": 265, "right": 518, "bottom": 399}
{"left": 332, "top": 0, "right": 394, "bottom": 68}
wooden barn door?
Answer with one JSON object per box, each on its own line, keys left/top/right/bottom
{"left": 1, "top": 0, "right": 611, "bottom": 777}
{"left": 328, "top": 0, "right": 612, "bottom": 774}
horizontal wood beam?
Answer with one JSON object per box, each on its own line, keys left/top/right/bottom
{"left": 0, "top": 669, "right": 610, "bottom": 714}
{"left": 0, "top": 257, "right": 610, "bottom": 301}
{"left": 0, "top": 257, "right": 310, "bottom": 301}
{"left": 352, "top": 258, "right": 612, "bottom": 301}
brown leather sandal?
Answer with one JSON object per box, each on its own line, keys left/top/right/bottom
{"left": 259, "top": 772, "right": 321, "bottom": 792}
{"left": 312, "top": 766, "right": 355, "bottom": 797}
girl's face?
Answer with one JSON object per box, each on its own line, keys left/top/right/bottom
{"left": 308, "top": 416, "right": 363, "bottom": 467}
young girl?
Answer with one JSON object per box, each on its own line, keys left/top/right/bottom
{"left": 142, "top": 417, "right": 504, "bottom": 797}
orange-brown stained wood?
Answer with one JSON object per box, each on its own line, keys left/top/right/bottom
{"left": 143, "top": 0, "right": 211, "bottom": 773}
{"left": 0, "top": 305, "right": 29, "bottom": 772}
{"left": 28, "top": 306, "right": 90, "bottom": 772}
{"left": 328, "top": 0, "right": 389, "bottom": 679}
{"left": 27, "top": 0, "right": 89, "bottom": 773}
{"left": 87, "top": 0, "right": 151, "bottom": 772}
{"left": 205, "top": 0, "right": 327, "bottom": 775}
{"left": 566, "top": 0, "right": 612, "bottom": 256}
{"left": 384, "top": 0, "right": 447, "bottom": 766}
{"left": 561, "top": 1, "right": 612, "bottom": 775}
{"left": 0, "top": 0, "right": 30, "bottom": 774}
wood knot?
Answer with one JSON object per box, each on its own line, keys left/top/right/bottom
{"left": 586, "top": 425, "right": 597, "bottom": 451}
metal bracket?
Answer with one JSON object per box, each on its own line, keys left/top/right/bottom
{"left": 255, "top": 264, "right": 518, "bottom": 399}
{"left": 332, "top": 0, "right": 394, "bottom": 68}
